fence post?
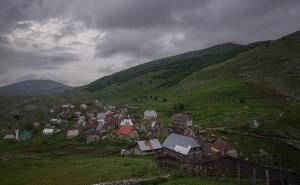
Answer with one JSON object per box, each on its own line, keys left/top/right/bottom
{"left": 253, "top": 167, "right": 256, "bottom": 185}
{"left": 237, "top": 165, "right": 241, "bottom": 184}
{"left": 265, "top": 169, "right": 270, "bottom": 185}
{"left": 279, "top": 162, "right": 284, "bottom": 185}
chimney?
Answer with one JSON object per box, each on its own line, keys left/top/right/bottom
{"left": 15, "top": 129, "right": 19, "bottom": 141}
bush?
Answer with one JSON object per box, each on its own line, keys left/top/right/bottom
{"left": 178, "top": 103, "right": 185, "bottom": 111}
{"left": 173, "top": 104, "right": 178, "bottom": 110}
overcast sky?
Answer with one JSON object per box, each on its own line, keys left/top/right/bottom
{"left": 0, "top": 0, "right": 299, "bottom": 87}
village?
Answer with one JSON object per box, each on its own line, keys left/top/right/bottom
{"left": 2, "top": 100, "right": 300, "bottom": 185}
{"left": 2, "top": 100, "right": 238, "bottom": 159}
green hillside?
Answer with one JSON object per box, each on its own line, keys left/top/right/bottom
{"left": 65, "top": 31, "right": 300, "bottom": 137}
{"left": 83, "top": 43, "right": 245, "bottom": 92}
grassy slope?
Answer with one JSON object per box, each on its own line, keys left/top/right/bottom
{"left": 73, "top": 31, "right": 300, "bottom": 133}
{"left": 0, "top": 137, "right": 169, "bottom": 185}
{"left": 83, "top": 43, "right": 244, "bottom": 92}
{"left": 0, "top": 155, "right": 166, "bottom": 185}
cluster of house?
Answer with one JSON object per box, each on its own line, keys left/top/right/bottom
{"left": 2, "top": 102, "right": 237, "bottom": 162}
{"left": 121, "top": 112, "right": 237, "bottom": 161}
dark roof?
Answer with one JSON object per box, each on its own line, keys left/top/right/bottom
{"left": 163, "top": 133, "right": 200, "bottom": 150}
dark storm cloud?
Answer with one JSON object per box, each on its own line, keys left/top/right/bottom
{"left": 0, "top": 0, "right": 300, "bottom": 85}
{"left": 93, "top": 0, "right": 300, "bottom": 59}
{"left": 0, "top": 44, "right": 78, "bottom": 73}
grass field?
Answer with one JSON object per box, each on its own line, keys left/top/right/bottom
{"left": 0, "top": 138, "right": 170, "bottom": 185}
{"left": 0, "top": 155, "right": 168, "bottom": 185}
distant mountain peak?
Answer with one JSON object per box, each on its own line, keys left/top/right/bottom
{"left": 0, "top": 80, "right": 73, "bottom": 96}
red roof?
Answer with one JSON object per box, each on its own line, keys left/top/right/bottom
{"left": 88, "top": 119, "right": 98, "bottom": 129}
{"left": 105, "top": 115, "right": 117, "bottom": 125}
{"left": 211, "top": 139, "right": 233, "bottom": 152}
{"left": 117, "top": 125, "right": 135, "bottom": 135}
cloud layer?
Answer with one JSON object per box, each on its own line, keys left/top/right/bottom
{"left": 0, "top": 0, "right": 300, "bottom": 86}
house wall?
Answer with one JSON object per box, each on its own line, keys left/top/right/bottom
{"left": 163, "top": 148, "right": 202, "bottom": 161}
{"left": 135, "top": 146, "right": 162, "bottom": 156}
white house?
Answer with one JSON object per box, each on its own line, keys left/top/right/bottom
{"left": 144, "top": 110, "right": 158, "bottom": 119}
{"left": 3, "top": 134, "right": 15, "bottom": 140}
{"left": 43, "top": 128, "right": 54, "bottom": 135}
{"left": 120, "top": 118, "right": 133, "bottom": 126}
{"left": 80, "top": 104, "right": 88, "bottom": 110}
{"left": 97, "top": 112, "right": 106, "bottom": 119}
{"left": 249, "top": 120, "right": 260, "bottom": 129}
{"left": 62, "top": 104, "right": 69, "bottom": 108}
{"left": 50, "top": 119, "right": 62, "bottom": 125}
{"left": 67, "top": 130, "right": 80, "bottom": 139}
{"left": 171, "top": 114, "right": 193, "bottom": 127}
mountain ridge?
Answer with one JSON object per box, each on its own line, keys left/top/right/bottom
{"left": 0, "top": 80, "right": 73, "bottom": 96}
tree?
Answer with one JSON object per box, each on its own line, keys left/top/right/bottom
{"left": 179, "top": 103, "right": 185, "bottom": 111}
{"left": 240, "top": 98, "right": 246, "bottom": 104}
{"left": 24, "top": 121, "right": 33, "bottom": 130}
{"left": 173, "top": 104, "right": 178, "bottom": 111}
{"left": 265, "top": 42, "right": 270, "bottom": 48}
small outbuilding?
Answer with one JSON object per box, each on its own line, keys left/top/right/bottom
{"left": 249, "top": 120, "right": 260, "bottom": 129}
{"left": 19, "top": 131, "right": 32, "bottom": 141}
{"left": 3, "top": 134, "right": 15, "bottom": 140}
{"left": 43, "top": 128, "right": 54, "bottom": 135}
{"left": 211, "top": 139, "right": 237, "bottom": 158}
{"left": 87, "top": 135, "right": 100, "bottom": 143}
{"left": 135, "top": 139, "right": 163, "bottom": 155}
{"left": 171, "top": 114, "right": 193, "bottom": 127}
{"left": 144, "top": 110, "right": 158, "bottom": 120}
{"left": 80, "top": 104, "right": 88, "bottom": 110}
{"left": 67, "top": 130, "right": 80, "bottom": 139}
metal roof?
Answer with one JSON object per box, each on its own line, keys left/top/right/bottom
{"left": 162, "top": 133, "right": 200, "bottom": 151}
{"left": 137, "top": 139, "right": 162, "bottom": 151}
{"left": 96, "top": 121, "right": 105, "bottom": 130}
